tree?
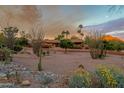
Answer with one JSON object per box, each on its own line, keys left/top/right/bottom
{"left": 2, "top": 26, "right": 19, "bottom": 50}
{"left": 60, "top": 39, "right": 74, "bottom": 53}
{"left": 15, "top": 37, "right": 28, "bottom": 47}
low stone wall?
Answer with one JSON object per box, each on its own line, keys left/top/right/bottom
{"left": 52, "top": 48, "right": 124, "bottom": 56}
{"left": 107, "top": 51, "right": 124, "bottom": 56}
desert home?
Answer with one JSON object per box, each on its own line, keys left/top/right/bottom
{"left": 43, "top": 39, "right": 83, "bottom": 48}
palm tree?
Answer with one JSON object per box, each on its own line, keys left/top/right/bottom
{"left": 61, "top": 30, "right": 70, "bottom": 39}
{"left": 65, "top": 30, "right": 70, "bottom": 39}
{"left": 77, "top": 24, "right": 84, "bottom": 40}
{"left": 61, "top": 31, "right": 66, "bottom": 35}
{"left": 79, "top": 24, "right": 83, "bottom": 29}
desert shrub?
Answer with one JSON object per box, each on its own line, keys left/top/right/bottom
{"left": 0, "top": 47, "right": 12, "bottom": 64}
{"left": 69, "top": 68, "right": 92, "bottom": 88}
{"left": 13, "top": 45, "right": 23, "bottom": 52}
{"left": 0, "top": 33, "right": 5, "bottom": 48}
{"left": 85, "top": 33, "right": 107, "bottom": 59}
{"left": 96, "top": 65, "right": 124, "bottom": 88}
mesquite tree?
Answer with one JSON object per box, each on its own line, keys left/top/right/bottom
{"left": 2, "top": 26, "right": 19, "bottom": 50}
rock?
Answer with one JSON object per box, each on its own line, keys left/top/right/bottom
{"left": 0, "top": 73, "right": 6, "bottom": 78}
{"left": 0, "top": 83, "right": 15, "bottom": 88}
{"left": 9, "top": 71, "right": 16, "bottom": 76}
{"left": 21, "top": 80, "right": 31, "bottom": 86}
{"left": 35, "top": 71, "right": 58, "bottom": 88}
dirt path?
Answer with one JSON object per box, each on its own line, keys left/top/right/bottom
{"left": 13, "top": 48, "right": 124, "bottom": 75}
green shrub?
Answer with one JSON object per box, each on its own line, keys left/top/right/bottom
{"left": 14, "top": 45, "right": 23, "bottom": 52}
{"left": 69, "top": 71, "right": 92, "bottom": 88}
{"left": 15, "top": 37, "right": 28, "bottom": 47}
{"left": 60, "top": 39, "right": 74, "bottom": 53}
{"left": 60, "top": 39, "right": 74, "bottom": 49}
{"left": 105, "top": 41, "right": 124, "bottom": 51}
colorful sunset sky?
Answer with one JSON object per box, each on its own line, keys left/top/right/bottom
{"left": 0, "top": 5, "right": 124, "bottom": 39}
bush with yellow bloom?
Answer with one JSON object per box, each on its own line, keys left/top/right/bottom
{"left": 96, "top": 65, "right": 124, "bottom": 88}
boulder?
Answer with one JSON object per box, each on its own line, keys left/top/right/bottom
{"left": 21, "top": 80, "right": 31, "bottom": 86}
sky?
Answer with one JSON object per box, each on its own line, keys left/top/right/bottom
{"left": 0, "top": 5, "right": 124, "bottom": 39}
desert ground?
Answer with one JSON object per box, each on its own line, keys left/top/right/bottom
{"left": 13, "top": 48, "right": 124, "bottom": 75}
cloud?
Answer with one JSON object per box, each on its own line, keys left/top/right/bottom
{"left": 106, "top": 31, "right": 124, "bottom": 35}
{"left": 85, "top": 18, "right": 124, "bottom": 39}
